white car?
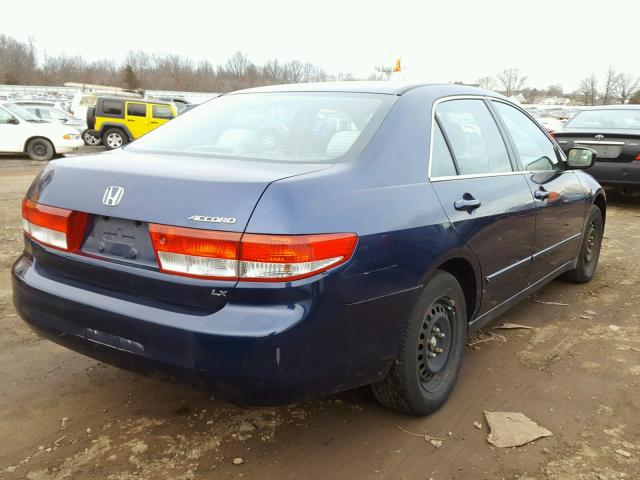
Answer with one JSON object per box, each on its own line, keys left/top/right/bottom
{"left": 15, "top": 101, "right": 100, "bottom": 146}
{"left": 0, "top": 102, "right": 84, "bottom": 161}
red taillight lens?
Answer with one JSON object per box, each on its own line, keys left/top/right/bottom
{"left": 635, "top": 154, "right": 640, "bottom": 161}
{"left": 239, "top": 233, "right": 357, "bottom": 281}
{"left": 149, "top": 224, "right": 241, "bottom": 279}
{"left": 149, "top": 224, "right": 358, "bottom": 281}
{"left": 21, "top": 199, "right": 88, "bottom": 251}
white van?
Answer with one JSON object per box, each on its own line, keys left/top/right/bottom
{"left": 0, "top": 102, "right": 84, "bottom": 161}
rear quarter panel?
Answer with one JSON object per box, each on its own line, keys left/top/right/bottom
{"left": 245, "top": 87, "right": 481, "bottom": 306}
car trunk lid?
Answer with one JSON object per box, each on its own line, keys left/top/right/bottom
{"left": 555, "top": 128, "right": 640, "bottom": 163}
{"left": 27, "top": 151, "right": 331, "bottom": 312}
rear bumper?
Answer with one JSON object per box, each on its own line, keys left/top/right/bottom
{"left": 587, "top": 160, "right": 640, "bottom": 188}
{"left": 12, "top": 254, "right": 411, "bottom": 405}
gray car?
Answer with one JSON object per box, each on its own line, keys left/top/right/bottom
{"left": 14, "top": 101, "right": 101, "bottom": 146}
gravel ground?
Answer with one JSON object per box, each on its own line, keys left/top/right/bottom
{"left": 0, "top": 151, "right": 639, "bottom": 480}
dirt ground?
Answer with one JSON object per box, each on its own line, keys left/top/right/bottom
{"left": 1, "top": 152, "right": 639, "bottom": 480}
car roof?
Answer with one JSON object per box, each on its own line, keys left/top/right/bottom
{"left": 98, "top": 96, "right": 173, "bottom": 105}
{"left": 230, "top": 81, "right": 501, "bottom": 97}
{"left": 578, "top": 105, "right": 640, "bottom": 111}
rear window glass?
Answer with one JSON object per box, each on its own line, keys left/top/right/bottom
{"left": 127, "top": 103, "right": 147, "bottom": 117}
{"left": 152, "top": 105, "right": 174, "bottom": 119}
{"left": 566, "top": 109, "right": 640, "bottom": 129}
{"left": 129, "top": 92, "right": 391, "bottom": 162}
{"left": 103, "top": 100, "right": 123, "bottom": 115}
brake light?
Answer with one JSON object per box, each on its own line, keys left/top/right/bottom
{"left": 635, "top": 154, "right": 640, "bottom": 161}
{"left": 21, "top": 199, "right": 88, "bottom": 251}
{"left": 149, "top": 224, "right": 358, "bottom": 281}
{"left": 149, "top": 224, "right": 241, "bottom": 279}
{"left": 239, "top": 233, "right": 357, "bottom": 281}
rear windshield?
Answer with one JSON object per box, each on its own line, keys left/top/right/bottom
{"left": 566, "top": 109, "right": 640, "bottom": 129}
{"left": 128, "top": 92, "right": 391, "bottom": 162}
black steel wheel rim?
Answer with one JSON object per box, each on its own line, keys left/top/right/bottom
{"left": 584, "top": 220, "right": 598, "bottom": 264}
{"left": 417, "top": 297, "right": 455, "bottom": 392}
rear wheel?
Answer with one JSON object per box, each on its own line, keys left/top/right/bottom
{"left": 561, "top": 205, "right": 603, "bottom": 283}
{"left": 26, "top": 138, "right": 55, "bottom": 161}
{"left": 82, "top": 129, "right": 101, "bottom": 146}
{"left": 103, "top": 128, "right": 128, "bottom": 150}
{"left": 372, "top": 270, "right": 467, "bottom": 415}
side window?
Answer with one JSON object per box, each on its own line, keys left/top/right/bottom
{"left": 152, "top": 105, "right": 174, "bottom": 120}
{"left": 37, "top": 108, "right": 50, "bottom": 119}
{"left": 0, "top": 108, "right": 14, "bottom": 124}
{"left": 102, "top": 100, "right": 124, "bottom": 116}
{"left": 436, "top": 99, "right": 512, "bottom": 175}
{"left": 492, "top": 102, "right": 562, "bottom": 172}
{"left": 431, "top": 123, "right": 457, "bottom": 177}
{"left": 127, "top": 103, "right": 147, "bottom": 117}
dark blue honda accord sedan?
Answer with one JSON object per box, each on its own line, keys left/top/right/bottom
{"left": 13, "top": 82, "right": 605, "bottom": 415}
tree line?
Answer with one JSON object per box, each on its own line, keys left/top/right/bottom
{"left": 2, "top": 34, "right": 639, "bottom": 103}
{"left": 0, "top": 34, "right": 331, "bottom": 92}
{"left": 475, "top": 67, "right": 640, "bottom": 104}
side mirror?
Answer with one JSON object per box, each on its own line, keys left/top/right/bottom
{"left": 567, "top": 147, "right": 596, "bottom": 169}
{"left": 7, "top": 117, "right": 19, "bottom": 125}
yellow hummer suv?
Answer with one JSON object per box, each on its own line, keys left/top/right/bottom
{"left": 87, "top": 97, "right": 177, "bottom": 150}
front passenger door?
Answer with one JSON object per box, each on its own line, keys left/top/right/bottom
{"left": 490, "top": 101, "right": 588, "bottom": 283}
{"left": 125, "top": 102, "right": 149, "bottom": 139}
{"left": 430, "top": 99, "right": 536, "bottom": 316}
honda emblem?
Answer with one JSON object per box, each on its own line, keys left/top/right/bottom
{"left": 102, "top": 186, "right": 124, "bottom": 206}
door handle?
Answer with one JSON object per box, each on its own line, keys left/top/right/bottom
{"left": 150, "top": 121, "right": 159, "bottom": 124}
{"left": 127, "top": 119, "right": 135, "bottom": 122}
{"left": 534, "top": 188, "right": 550, "bottom": 200}
{"left": 454, "top": 195, "right": 481, "bottom": 211}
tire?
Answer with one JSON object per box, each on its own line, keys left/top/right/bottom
{"left": 26, "top": 138, "right": 55, "bottom": 161}
{"left": 82, "top": 129, "right": 101, "bottom": 146}
{"left": 561, "top": 205, "right": 604, "bottom": 283}
{"left": 371, "top": 270, "right": 467, "bottom": 415}
{"left": 103, "top": 128, "right": 128, "bottom": 150}
{"left": 86, "top": 106, "right": 96, "bottom": 130}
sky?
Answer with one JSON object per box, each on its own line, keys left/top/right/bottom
{"left": 2, "top": 0, "right": 639, "bottom": 92}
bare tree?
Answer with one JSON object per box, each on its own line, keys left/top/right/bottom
{"left": 617, "top": 73, "right": 640, "bottom": 104}
{"left": 578, "top": 73, "right": 599, "bottom": 106}
{"left": 476, "top": 76, "right": 498, "bottom": 91}
{"left": 601, "top": 65, "right": 619, "bottom": 105}
{"left": 546, "top": 84, "right": 563, "bottom": 97}
{"left": 497, "top": 69, "right": 527, "bottom": 94}
{"left": 225, "top": 51, "right": 251, "bottom": 79}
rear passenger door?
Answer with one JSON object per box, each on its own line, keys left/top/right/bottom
{"left": 490, "top": 100, "right": 588, "bottom": 282}
{"left": 125, "top": 102, "right": 149, "bottom": 139}
{"left": 150, "top": 104, "right": 175, "bottom": 131}
{"left": 430, "top": 98, "right": 536, "bottom": 316}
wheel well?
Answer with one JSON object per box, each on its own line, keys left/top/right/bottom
{"left": 593, "top": 194, "right": 606, "bottom": 225}
{"left": 437, "top": 258, "right": 477, "bottom": 323}
{"left": 23, "top": 136, "right": 55, "bottom": 154}
{"left": 101, "top": 125, "right": 130, "bottom": 140}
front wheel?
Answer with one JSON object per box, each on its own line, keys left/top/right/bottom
{"left": 372, "top": 270, "right": 467, "bottom": 415}
{"left": 102, "top": 128, "right": 128, "bottom": 150}
{"left": 26, "top": 138, "right": 55, "bottom": 161}
{"left": 561, "top": 205, "right": 603, "bottom": 283}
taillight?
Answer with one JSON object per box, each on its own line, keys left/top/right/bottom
{"left": 21, "top": 199, "right": 88, "bottom": 252}
{"left": 149, "top": 224, "right": 358, "bottom": 282}
{"left": 635, "top": 154, "right": 640, "bottom": 161}
{"left": 239, "top": 233, "right": 357, "bottom": 281}
{"left": 149, "top": 224, "right": 241, "bottom": 279}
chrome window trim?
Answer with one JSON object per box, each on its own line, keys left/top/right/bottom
{"left": 428, "top": 95, "right": 517, "bottom": 182}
